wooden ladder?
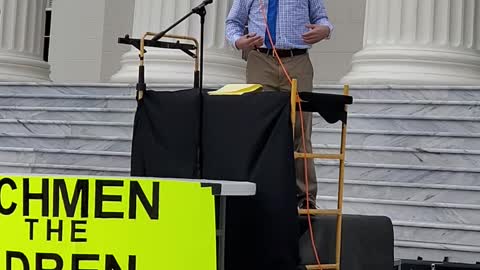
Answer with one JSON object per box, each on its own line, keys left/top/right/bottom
{"left": 291, "top": 80, "right": 350, "bottom": 270}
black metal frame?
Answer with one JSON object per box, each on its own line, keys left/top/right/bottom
{"left": 118, "top": 34, "right": 200, "bottom": 90}
{"left": 118, "top": 0, "right": 213, "bottom": 179}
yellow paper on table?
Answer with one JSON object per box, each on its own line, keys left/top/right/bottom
{"left": 0, "top": 175, "right": 216, "bottom": 270}
{"left": 208, "top": 84, "right": 263, "bottom": 95}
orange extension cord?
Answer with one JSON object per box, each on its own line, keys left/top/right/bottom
{"left": 257, "top": 1, "right": 323, "bottom": 268}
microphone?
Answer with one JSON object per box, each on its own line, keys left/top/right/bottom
{"left": 192, "top": 0, "right": 213, "bottom": 13}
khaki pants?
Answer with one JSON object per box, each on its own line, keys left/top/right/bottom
{"left": 246, "top": 50, "right": 317, "bottom": 200}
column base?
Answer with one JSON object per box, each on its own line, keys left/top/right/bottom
{"left": 111, "top": 49, "right": 245, "bottom": 86}
{"left": 341, "top": 46, "right": 480, "bottom": 85}
{"left": 0, "top": 52, "right": 51, "bottom": 82}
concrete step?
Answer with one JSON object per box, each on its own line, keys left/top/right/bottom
{"left": 312, "top": 128, "right": 480, "bottom": 150}
{"left": 314, "top": 85, "right": 480, "bottom": 101}
{"left": 313, "top": 114, "right": 480, "bottom": 133}
{"left": 0, "top": 83, "right": 199, "bottom": 96}
{"left": 0, "top": 83, "right": 135, "bottom": 96}
{"left": 0, "top": 161, "right": 129, "bottom": 176}
{"left": 0, "top": 94, "right": 136, "bottom": 108}
{"left": 394, "top": 241, "right": 480, "bottom": 263}
{"left": 317, "top": 178, "right": 480, "bottom": 205}
{"left": 315, "top": 160, "right": 480, "bottom": 187}
{"left": 3, "top": 84, "right": 479, "bottom": 101}
{"left": 0, "top": 106, "right": 135, "bottom": 122}
{"left": 312, "top": 145, "right": 480, "bottom": 168}
{"left": 0, "top": 147, "right": 130, "bottom": 168}
{"left": 0, "top": 119, "right": 132, "bottom": 137}
{"left": 394, "top": 221, "right": 480, "bottom": 262}
{"left": 317, "top": 195, "right": 480, "bottom": 227}
{"left": 393, "top": 220, "right": 480, "bottom": 250}
{"left": 351, "top": 99, "right": 480, "bottom": 117}
{"left": 0, "top": 133, "right": 131, "bottom": 152}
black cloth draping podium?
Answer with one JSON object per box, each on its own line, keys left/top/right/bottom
{"left": 131, "top": 89, "right": 298, "bottom": 270}
{"left": 131, "top": 89, "right": 201, "bottom": 178}
{"left": 130, "top": 88, "right": 353, "bottom": 270}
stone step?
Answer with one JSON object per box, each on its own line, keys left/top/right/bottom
{"left": 312, "top": 128, "right": 480, "bottom": 150}
{"left": 0, "top": 161, "right": 129, "bottom": 176}
{"left": 394, "top": 241, "right": 480, "bottom": 263}
{"left": 0, "top": 106, "right": 135, "bottom": 122}
{"left": 314, "top": 85, "right": 480, "bottom": 101}
{"left": 393, "top": 220, "right": 480, "bottom": 250}
{"left": 316, "top": 178, "right": 480, "bottom": 205}
{"left": 0, "top": 94, "right": 136, "bottom": 108}
{"left": 314, "top": 114, "right": 480, "bottom": 133}
{"left": 0, "top": 83, "right": 135, "bottom": 96}
{"left": 0, "top": 147, "right": 130, "bottom": 168}
{"left": 315, "top": 161, "right": 480, "bottom": 187}
{"left": 0, "top": 133, "right": 131, "bottom": 152}
{"left": 2, "top": 84, "right": 479, "bottom": 101}
{"left": 0, "top": 83, "right": 200, "bottom": 96}
{"left": 351, "top": 99, "right": 480, "bottom": 117}
{"left": 0, "top": 119, "right": 133, "bottom": 137}
{"left": 317, "top": 195, "right": 480, "bottom": 227}
{"left": 311, "top": 145, "right": 480, "bottom": 168}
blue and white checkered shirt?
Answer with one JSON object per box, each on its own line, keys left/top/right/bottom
{"left": 225, "top": 0, "right": 333, "bottom": 50}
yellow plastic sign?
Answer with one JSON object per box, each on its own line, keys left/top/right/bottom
{"left": 0, "top": 176, "right": 216, "bottom": 270}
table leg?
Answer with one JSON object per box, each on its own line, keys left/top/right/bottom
{"left": 218, "top": 196, "right": 227, "bottom": 270}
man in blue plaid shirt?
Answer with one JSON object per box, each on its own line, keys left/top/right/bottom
{"left": 226, "top": 0, "right": 333, "bottom": 209}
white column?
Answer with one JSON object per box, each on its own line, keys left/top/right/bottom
{"left": 341, "top": 0, "right": 480, "bottom": 85}
{"left": 0, "top": 0, "right": 50, "bottom": 81}
{"left": 111, "top": 0, "right": 245, "bottom": 86}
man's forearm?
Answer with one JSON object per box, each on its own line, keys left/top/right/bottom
{"left": 225, "top": 21, "right": 244, "bottom": 49}
{"left": 309, "top": 0, "right": 334, "bottom": 38}
{"left": 225, "top": 0, "right": 249, "bottom": 49}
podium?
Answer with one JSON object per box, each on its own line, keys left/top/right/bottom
{"left": 130, "top": 88, "right": 301, "bottom": 270}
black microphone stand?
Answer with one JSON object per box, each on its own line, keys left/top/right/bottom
{"left": 196, "top": 6, "right": 206, "bottom": 91}
{"left": 152, "top": 0, "right": 212, "bottom": 179}
{"left": 194, "top": 4, "right": 208, "bottom": 180}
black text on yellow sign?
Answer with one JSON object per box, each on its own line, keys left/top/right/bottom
{"left": 0, "top": 176, "right": 216, "bottom": 270}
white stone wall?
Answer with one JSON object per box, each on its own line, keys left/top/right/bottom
{"left": 48, "top": 0, "right": 366, "bottom": 84}
{"left": 110, "top": 0, "right": 246, "bottom": 85}
{"left": 49, "top": 0, "right": 134, "bottom": 82}
{"left": 0, "top": 0, "right": 51, "bottom": 81}
{"left": 342, "top": 0, "right": 480, "bottom": 85}
{"left": 100, "top": 0, "right": 135, "bottom": 82}
{"left": 310, "top": 0, "right": 366, "bottom": 85}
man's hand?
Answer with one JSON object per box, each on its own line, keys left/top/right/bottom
{"left": 235, "top": 32, "right": 264, "bottom": 50}
{"left": 302, "top": 24, "right": 330, "bottom": 44}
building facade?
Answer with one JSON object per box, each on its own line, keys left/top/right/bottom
{"left": 1, "top": 0, "right": 480, "bottom": 264}
{"left": 1, "top": 0, "right": 479, "bottom": 85}
{"left": 1, "top": 0, "right": 366, "bottom": 85}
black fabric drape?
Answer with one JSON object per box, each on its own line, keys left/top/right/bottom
{"left": 131, "top": 89, "right": 299, "bottom": 270}
{"left": 130, "top": 89, "right": 200, "bottom": 178}
{"left": 297, "top": 92, "right": 353, "bottom": 124}
{"left": 202, "top": 92, "right": 299, "bottom": 270}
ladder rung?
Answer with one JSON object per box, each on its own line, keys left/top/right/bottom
{"left": 294, "top": 152, "right": 343, "bottom": 160}
{"left": 305, "top": 263, "right": 339, "bottom": 269}
{"left": 298, "top": 209, "right": 341, "bottom": 216}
